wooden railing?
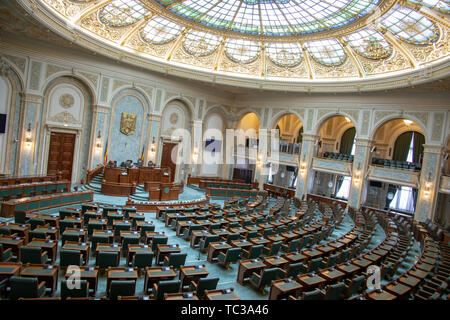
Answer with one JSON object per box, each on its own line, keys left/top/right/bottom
{"left": 187, "top": 175, "right": 244, "bottom": 185}
{"left": 0, "top": 174, "right": 61, "bottom": 186}
{"left": 85, "top": 165, "right": 104, "bottom": 185}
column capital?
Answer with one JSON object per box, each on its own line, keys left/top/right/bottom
{"left": 21, "top": 93, "right": 42, "bottom": 103}
{"left": 92, "top": 105, "right": 109, "bottom": 114}
{"left": 355, "top": 138, "right": 374, "bottom": 147}
{"left": 191, "top": 120, "right": 203, "bottom": 127}
{"left": 148, "top": 114, "right": 162, "bottom": 121}
{"left": 302, "top": 134, "right": 320, "bottom": 142}
{"left": 422, "top": 144, "right": 444, "bottom": 154}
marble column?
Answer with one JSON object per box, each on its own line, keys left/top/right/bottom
{"left": 414, "top": 145, "right": 444, "bottom": 222}
{"left": 19, "top": 93, "right": 42, "bottom": 176}
{"left": 90, "top": 105, "right": 109, "bottom": 169}
{"left": 296, "top": 134, "right": 319, "bottom": 200}
{"left": 191, "top": 120, "right": 203, "bottom": 178}
{"left": 347, "top": 138, "right": 372, "bottom": 209}
{"left": 257, "top": 128, "right": 268, "bottom": 190}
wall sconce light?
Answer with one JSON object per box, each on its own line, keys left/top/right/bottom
{"left": 423, "top": 173, "right": 432, "bottom": 198}
{"left": 299, "top": 163, "right": 307, "bottom": 176}
{"left": 403, "top": 119, "right": 413, "bottom": 126}
{"left": 95, "top": 131, "right": 102, "bottom": 150}
{"left": 24, "top": 123, "right": 32, "bottom": 149}
{"left": 353, "top": 163, "right": 361, "bottom": 185}
{"left": 256, "top": 154, "right": 263, "bottom": 167}
{"left": 149, "top": 137, "right": 156, "bottom": 156}
{"left": 192, "top": 145, "right": 199, "bottom": 162}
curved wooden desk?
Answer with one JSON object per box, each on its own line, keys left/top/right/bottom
{"left": 101, "top": 180, "right": 136, "bottom": 197}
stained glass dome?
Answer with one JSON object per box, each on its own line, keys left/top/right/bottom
{"left": 25, "top": 0, "right": 450, "bottom": 91}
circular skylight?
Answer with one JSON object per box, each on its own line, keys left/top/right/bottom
{"left": 155, "top": 0, "right": 381, "bottom": 36}
{"left": 32, "top": 0, "right": 450, "bottom": 91}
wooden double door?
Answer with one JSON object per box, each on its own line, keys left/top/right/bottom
{"left": 160, "top": 142, "right": 178, "bottom": 183}
{"left": 47, "top": 132, "right": 76, "bottom": 181}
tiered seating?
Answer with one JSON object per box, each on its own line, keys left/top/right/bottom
{"left": 0, "top": 201, "right": 229, "bottom": 300}
{"left": 323, "top": 152, "right": 354, "bottom": 162}
{"left": 371, "top": 158, "right": 421, "bottom": 171}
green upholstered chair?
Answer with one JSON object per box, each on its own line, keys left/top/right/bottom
{"left": 29, "top": 218, "right": 46, "bottom": 230}
{"left": 189, "top": 277, "right": 219, "bottom": 299}
{"left": 150, "top": 236, "right": 168, "bottom": 251}
{"left": 60, "top": 249, "right": 83, "bottom": 267}
{"left": 60, "top": 279, "right": 89, "bottom": 300}
{"left": 249, "top": 267, "right": 281, "bottom": 294}
{"left": 344, "top": 275, "right": 366, "bottom": 298}
{"left": 97, "top": 251, "right": 119, "bottom": 269}
{"left": 350, "top": 244, "right": 361, "bottom": 258}
{"left": 109, "top": 280, "right": 136, "bottom": 300}
{"left": 87, "top": 221, "right": 104, "bottom": 236}
{"left": 0, "top": 244, "right": 13, "bottom": 262}
{"left": 263, "top": 241, "right": 282, "bottom": 256}
{"left": 14, "top": 210, "right": 27, "bottom": 224}
{"left": 246, "top": 231, "right": 259, "bottom": 240}
{"left": 208, "top": 223, "right": 221, "bottom": 232}
{"left": 262, "top": 228, "right": 274, "bottom": 237}
{"left": 241, "top": 244, "right": 264, "bottom": 260}
{"left": 170, "top": 216, "right": 187, "bottom": 230}
{"left": 122, "top": 234, "right": 140, "bottom": 255}
{"left": 281, "top": 238, "right": 300, "bottom": 253}
{"left": 337, "top": 248, "right": 352, "bottom": 264}
{"left": 302, "top": 234, "right": 314, "bottom": 248}
{"left": 323, "top": 253, "right": 339, "bottom": 269}
{"left": 59, "top": 210, "right": 75, "bottom": 220}
{"left": 91, "top": 234, "right": 110, "bottom": 251}
{"left": 0, "top": 227, "right": 12, "bottom": 236}
{"left": 308, "top": 257, "right": 324, "bottom": 273}
{"left": 123, "top": 207, "right": 137, "bottom": 219}
{"left": 217, "top": 247, "right": 242, "bottom": 269}
{"left": 182, "top": 224, "right": 202, "bottom": 240}
{"left": 225, "top": 233, "right": 240, "bottom": 244}
{"left": 28, "top": 230, "right": 48, "bottom": 241}
{"left": 380, "top": 262, "right": 395, "bottom": 281}
{"left": 282, "top": 262, "right": 303, "bottom": 279}
{"left": 276, "top": 226, "right": 287, "bottom": 234}
{"left": 323, "top": 282, "right": 347, "bottom": 300}
{"left": 62, "top": 233, "right": 81, "bottom": 246}
{"left": 114, "top": 223, "right": 131, "bottom": 237}
{"left": 59, "top": 221, "right": 74, "bottom": 234}
{"left": 228, "top": 222, "right": 239, "bottom": 228}
{"left": 139, "top": 224, "right": 155, "bottom": 237}
{"left": 0, "top": 278, "right": 8, "bottom": 298}
{"left": 199, "top": 235, "right": 220, "bottom": 253}
{"left": 163, "top": 253, "right": 187, "bottom": 269}
{"left": 152, "top": 280, "right": 181, "bottom": 300}
{"left": 300, "top": 288, "right": 325, "bottom": 300}
{"left": 83, "top": 212, "right": 98, "bottom": 225}
{"left": 287, "top": 222, "right": 295, "bottom": 231}
{"left": 242, "top": 219, "right": 253, "bottom": 227}
{"left": 132, "top": 252, "right": 154, "bottom": 269}
{"left": 9, "top": 276, "right": 46, "bottom": 300}
{"left": 20, "top": 246, "right": 48, "bottom": 264}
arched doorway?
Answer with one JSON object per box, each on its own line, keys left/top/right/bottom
{"left": 366, "top": 118, "right": 426, "bottom": 214}
{"left": 233, "top": 112, "right": 261, "bottom": 183}
{"left": 311, "top": 115, "right": 356, "bottom": 200}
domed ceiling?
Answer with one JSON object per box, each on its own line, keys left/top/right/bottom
{"left": 16, "top": 0, "right": 450, "bottom": 91}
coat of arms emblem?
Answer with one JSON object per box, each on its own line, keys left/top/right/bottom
{"left": 120, "top": 112, "right": 137, "bottom": 136}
